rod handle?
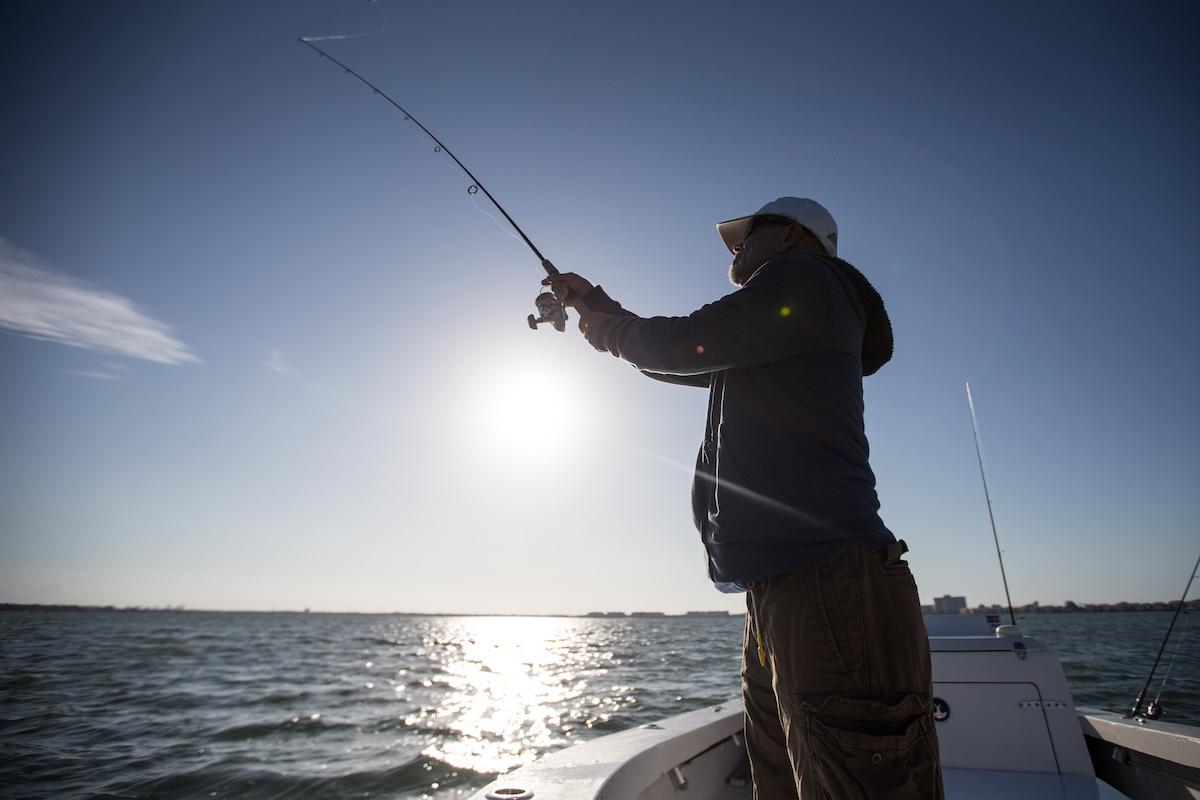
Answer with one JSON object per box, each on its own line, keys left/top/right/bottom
{"left": 540, "top": 259, "right": 590, "bottom": 315}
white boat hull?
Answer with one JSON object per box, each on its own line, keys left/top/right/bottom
{"left": 470, "top": 617, "right": 1198, "bottom": 800}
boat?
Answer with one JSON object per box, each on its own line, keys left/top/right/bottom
{"left": 469, "top": 613, "right": 1200, "bottom": 800}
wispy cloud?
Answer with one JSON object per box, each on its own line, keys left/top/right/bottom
{"left": 0, "top": 238, "right": 199, "bottom": 365}
{"left": 266, "top": 348, "right": 298, "bottom": 375}
{"left": 61, "top": 360, "right": 136, "bottom": 381}
{"left": 62, "top": 369, "right": 124, "bottom": 381}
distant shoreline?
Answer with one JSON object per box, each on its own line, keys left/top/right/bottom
{"left": 2, "top": 601, "right": 1195, "bottom": 616}
{"left": 0, "top": 603, "right": 734, "bottom": 617}
{"left": 960, "top": 599, "right": 1198, "bottom": 614}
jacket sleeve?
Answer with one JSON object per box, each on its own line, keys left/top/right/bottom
{"left": 580, "top": 285, "right": 713, "bottom": 388}
{"left": 591, "top": 256, "right": 862, "bottom": 376}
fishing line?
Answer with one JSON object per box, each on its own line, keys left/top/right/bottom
{"left": 470, "top": 193, "right": 524, "bottom": 245}
{"left": 386, "top": 124, "right": 521, "bottom": 241}
{"left": 297, "top": 36, "right": 557, "bottom": 277}
{"left": 299, "top": 27, "right": 580, "bottom": 331}
{"left": 301, "top": 0, "right": 389, "bottom": 42}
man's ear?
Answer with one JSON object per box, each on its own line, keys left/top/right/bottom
{"left": 781, "top": 224, "right": 826, "bottom": 255}
{"left": 779, "top": 223, "right": 808, "bottom": 253}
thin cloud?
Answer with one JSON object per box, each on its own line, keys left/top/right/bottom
{"left": 62, "top": 360, "right": 135, "bottom": 381}
{"left": 61, "top": 370, "right": 123, "bottom": 381}
{"left": 266, "top": 348, "right": 298, "bottom": 375}
{"left": 0, "top": 238, "right": 199, "bottom": 365}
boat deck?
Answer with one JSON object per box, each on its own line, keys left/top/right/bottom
{"left": 659, "top": 766, "right": 1128, "bottom": 799}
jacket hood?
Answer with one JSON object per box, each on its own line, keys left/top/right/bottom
{"left": 829, "top": 259, "right": 893, "bottom": 376}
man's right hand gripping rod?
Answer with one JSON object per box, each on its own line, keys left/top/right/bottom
{"left": 528, "top": 259, "right": 590, "bottom": 332}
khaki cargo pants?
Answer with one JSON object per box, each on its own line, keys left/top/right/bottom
{"left": 742, "top": 541, "right": 944, "bottom": 800}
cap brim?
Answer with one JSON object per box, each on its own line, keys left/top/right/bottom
{"left": 716, "top": 215, "right": 754, "bottom": 254}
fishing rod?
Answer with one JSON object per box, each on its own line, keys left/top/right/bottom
{"left": 965, "top": 383, "right": 1017, "bottom": 627}
{"left": 1128, "top": 549, "right": 1199, "bottom": 720}
{"left": 299, "top": 37, "right": 581, "bottom": 331}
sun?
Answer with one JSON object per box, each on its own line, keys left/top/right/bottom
{"left": 475, "top": 362, "right": 578, "bottom": 463}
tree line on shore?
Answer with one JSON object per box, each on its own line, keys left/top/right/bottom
{"left": 965, "top": 598, "right": 1198, "bottom": 614}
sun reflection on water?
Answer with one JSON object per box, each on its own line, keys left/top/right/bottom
{"left": 398, "top": 616, "right": 635, "bottom": 775}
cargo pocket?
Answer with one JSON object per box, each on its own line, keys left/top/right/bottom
{"left": 796, "top": 693, "right": 942, "bottom": 800}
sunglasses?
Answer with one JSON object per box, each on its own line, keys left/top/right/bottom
{"left": 743, "top": 216, "right": 794, "bottom": 241}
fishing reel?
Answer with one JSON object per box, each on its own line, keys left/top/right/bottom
{"left": 528, "top": 291, "right": 568, "bottom": 332}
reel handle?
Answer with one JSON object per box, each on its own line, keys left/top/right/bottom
{"left": 529, "top": 292, "right": 567, "bottom": 332}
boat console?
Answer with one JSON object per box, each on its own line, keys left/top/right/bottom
{"left": 924, "top": 614, "right": 1123, "bottom": 798}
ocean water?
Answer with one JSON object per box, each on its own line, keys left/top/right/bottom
{"left": 1016, "top": 610, "right": 1199, "bottom": 724}
{"left": 1, "top": 609, "right": 1195, "bottom": 800}
{"left": 0, "top": 611, "right": 744, "bottom": 800}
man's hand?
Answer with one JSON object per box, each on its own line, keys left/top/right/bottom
{"left": 541, "top": 272, "right": 594, "bottom": 309}
{"left": 541, "top": 272, "right": 613, "bottom": 350}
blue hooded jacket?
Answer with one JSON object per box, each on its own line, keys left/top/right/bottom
{"left": 583, "top": 253, "right": 896, "bottom": 583}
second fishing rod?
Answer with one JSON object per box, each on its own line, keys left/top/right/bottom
{"left": 299, "top": 37, "right": 588, "bottom": 332}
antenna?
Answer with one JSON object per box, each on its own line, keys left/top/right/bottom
{"left": 965, "top": 383, "right": 1016, "bottom": 626}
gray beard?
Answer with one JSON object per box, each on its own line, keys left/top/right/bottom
{"left": 729, "top": 258, "right": 759, "bottom": 286}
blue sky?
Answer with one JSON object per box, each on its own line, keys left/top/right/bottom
{"left": 2, "top": 0, "right": 1197, "bottom": 615}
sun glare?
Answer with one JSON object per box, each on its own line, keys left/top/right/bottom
{"left": 476, "top": 362, "right": 577, "bottom": 463}
{"left": 409, "top": 616, "right": 635, "bottom": 775}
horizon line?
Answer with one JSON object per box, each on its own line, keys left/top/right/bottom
{"left": 3, "top": 599, "right": 1196, "bottom": 616}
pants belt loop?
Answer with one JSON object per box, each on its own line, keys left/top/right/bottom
{"left": 886, "top": 539, "right": 910, "bottom": 563}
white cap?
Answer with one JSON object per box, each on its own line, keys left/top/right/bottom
{"left": 716, "top": 197, "right": 838, "bottom": 257}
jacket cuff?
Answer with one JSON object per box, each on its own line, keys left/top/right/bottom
{"left": 580, "top": 285, "right": 625, "bottom": 316}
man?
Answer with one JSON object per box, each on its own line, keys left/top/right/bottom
{"left": 544, "top": 197, "right": 943, "bottom": 799}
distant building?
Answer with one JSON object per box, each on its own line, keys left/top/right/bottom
{"left": 932, "top": 595, "right": 967, "bottom": 615}
{"left": 630, "top": 611, "right": 666, "bottom": 617}
{"left": 684, "top": 611, "right": 730, "bottom": 617}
